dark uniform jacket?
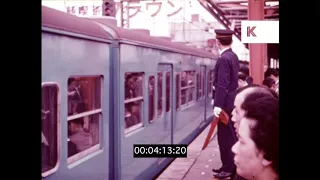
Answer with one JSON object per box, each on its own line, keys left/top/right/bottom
{"left": 213, "top": 48, "right": 239, "bottom": 112}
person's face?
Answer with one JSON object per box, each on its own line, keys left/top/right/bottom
{"left": 271, "top": 84, "right": 277, "bottom": 91}
{"left": 68, "top": 122, "right": 77, "bottom": 134}
{"left": 231, "top": 118, "right": 266, "bottom": 179}
{"left": 131, "top": 105, "right": 139, "bottom": 113}
{"left": 216, "top": 40, "right": 221, "bottom": 50}
{"left": 231, "top": 91, "right": 247, "bottom": 135}
{"left": 68, "top": 81, "right": 76, "bottom": 91}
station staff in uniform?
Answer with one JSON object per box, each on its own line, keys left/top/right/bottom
{"left": 212, "top": 29, "right": 239, "bottom": 179}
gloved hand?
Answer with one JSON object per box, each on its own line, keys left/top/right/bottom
{"left": 213, "top": 107, "right": 222, "bottom": 118}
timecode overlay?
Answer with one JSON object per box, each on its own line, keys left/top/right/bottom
{"left": 133, "top": 144, "right": 188, "bottom": 158}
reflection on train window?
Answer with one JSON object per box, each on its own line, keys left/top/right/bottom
{"left": 176, "top": 74, "right": 180, "bottom": 110}
{"left": 166, "top": 72, "right": 170, "bottom": 112}
{"left": 42, "top": 83, "right": 58, "bottom": 175}
{"left": 157, "top": 72, "right": 163, "bottom": 117}
{"left": 67, "top": 76, "right": 102, "bottom": 164}
{"left": 181, "top": 71, "right": 195, "bottom": 106}
{"left": 124, "top": 72, "right": 144, "bottom": 133}
{"left": 148, "top": 76, "right": 155, "bottom": 122}
{"left": 208, "top": 70, "right": 214, "bottom": 96}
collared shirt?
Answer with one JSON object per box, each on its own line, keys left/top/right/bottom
{"left": 219, "top": 47, "right": 231, "bottom": 56}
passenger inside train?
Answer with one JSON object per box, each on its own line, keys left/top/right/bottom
{"left": 68, "top": 117, "right": 93, "bottom": 157}
{"left": 42, "top": 85, "right": 58, "bottom": 174}
{"left": 66, "top": 77, "right": 101, "bottom": 162}
{"left": 124, "top": 72, "right": 143, "bottom": 131}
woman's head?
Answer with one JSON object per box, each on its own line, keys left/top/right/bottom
{"left": 231, "top": 86, "right": 279, "bottom": 180}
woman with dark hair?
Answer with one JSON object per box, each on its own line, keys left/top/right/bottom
{"left": 231, "top": 86, "right": 279, "bottom": 180}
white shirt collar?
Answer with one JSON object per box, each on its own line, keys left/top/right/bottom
{"left": 219, "top": 47, "right": 231, "bottom": 55}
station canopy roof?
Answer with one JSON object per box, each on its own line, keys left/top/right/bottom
{"left": 198, "top": 0, "right": 279, "bottom": 42}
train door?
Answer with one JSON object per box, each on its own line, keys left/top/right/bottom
{"left": 200, "top": 66, "right": 206, "bottom": 121}
{"left": 157, "top": 64, "right": 174, "bottom": 143}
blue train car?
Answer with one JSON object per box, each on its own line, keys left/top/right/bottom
{"left": 41, "top": 6, "right": 248, "bottom": 180}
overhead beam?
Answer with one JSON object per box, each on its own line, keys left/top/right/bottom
{"left": 197, "top": 0, "right": 242, "bottom": 40}
{"left": 220, "top": 6, "right": 278, "bottom": 11}
{"left": 225, "top": 13, "right": 279, "bottom": 19}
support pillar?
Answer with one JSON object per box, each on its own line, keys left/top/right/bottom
{"left": 248, "top": 0, "right": 266, "bottom": 84}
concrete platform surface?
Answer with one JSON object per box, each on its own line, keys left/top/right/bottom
{"left": 156, "top": 124, "right": 221, "bottom": 180}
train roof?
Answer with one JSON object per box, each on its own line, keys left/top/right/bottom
{"left": 42, "top": 6, "right": 109, "bottom": 40}
{"left": 42, "top": 6, "right": 216, "bottom": 59}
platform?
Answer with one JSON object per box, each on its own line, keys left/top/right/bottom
{"left": 156, "top": 123, "right": 222, "bottom": 180}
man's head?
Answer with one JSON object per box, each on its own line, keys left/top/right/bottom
{"left": 214, "top": 29, "right": 234, "bottom": 50}
{"left": 69, "top": 117, "right": 84, "bottom": 134}
{"left": 264, "top": 68, "right": 279, "bottom": 82}
{"left": 262, "top": 77, "right": 276, "bottom": 91}
{"left": 238, "top": 73, "right": 248, "bottom": 88}
{"left": 246, "top": 76, "right": 253, "bottom": 85}
{"left": 232, "top": 85, "right": 278, "bottom": 135}
{"left": 231, "top": 87, "right": 279, "bottom": 179}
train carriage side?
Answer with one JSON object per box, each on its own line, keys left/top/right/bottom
{"left": 92, "top": 20, "right": 219, "bottom": 180}
{"left": 42, "top": 6, "right": 113, "bottom": 180}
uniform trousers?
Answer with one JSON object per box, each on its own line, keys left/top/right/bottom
{"left": 217, "top": 110, "right": 237, "bottom": 173}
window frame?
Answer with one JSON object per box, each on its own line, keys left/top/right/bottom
{"left": 41, "top": 82, "right": 60, "bottom": 178}
{"left": 124, "top": 72, "right": 144, "bottom": 134}
{"left": 66, "top": 75, "right": 103, "bottom": 165}
{"left": 148, "top": 75, "right": 156, "bottom": 122}
{"left": 200, "top": 66, "right": 205, "bottom": 98}
{"left": 180, "top": 70, "right": 196, "bottom": 108}
{"left": 156, "top": 72, "right": 164, "bottom": 118}
{"left": 208, "top": 70, "right": 214, "bottom": 97}
{"left": 176, "top": 74, "right": 180, "bottom": 110}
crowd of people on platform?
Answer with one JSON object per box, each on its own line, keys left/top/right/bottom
{"left": 211, "top": 29, "right": 278, "bottom": 180}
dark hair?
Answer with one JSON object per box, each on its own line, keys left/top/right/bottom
{"left": 217, "top": 37, "right": 232, "bottom": 46}
{"left": 68, "top": 78, "right": 75, "bottom": 86}
{"left": 240, "top": 87, "right": 279, "bottom": 174}
{"left": 236, "top": 84, "right": 278, "bottom": 99}
{"left": 236, "top": 84, "right": 259, "bottom": 94}
{"left": 264, "top": 68, "right": 279, "bottom": 78}
{"left": 238, "top": 73, "right": 247, "bottom": 81}
{"left": 239, "top": 66, "right": 250, "bottom": 76}
{"left": 262, "top": 77, "right": 276, "bottom": 88}
{"left": 71, "top": 117, "right": 84, "bottom": 126}
{"left": 246, "top": 76, "right": 253, "bottom": 85}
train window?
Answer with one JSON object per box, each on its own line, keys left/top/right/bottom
{"left": 196, "top": 73, "right": 201, "bottom": 100}
{"left": 181, "top": 71, "right": 187, "bottom": 105}
{"left": 176, "top": 74, "right": 180, "bottom": 110}
{"left": 148, "top": 76, "right": 155, "bottom": 122}
{"left": 201, "top": 66, "right": 205, "bottom": 98}
{"left": 157, "top": 72, "right": 163, "bottom": 117}
{"left": 124, "top": 72, "right": 144, "bottom": 133}
{"left": 67, "top": 76, "right": 102, "bottom": 164}
{"left": 208, "top": 70, "right": 214, "bottom": 96}
{"left": 181, "top": 71, "right": 195, "bottom": 106}
{"left": 42, "top": 83, "right": 59, "bottom": 177}
{"left": 166, "top": 72, "right": 170, "bottom": 112}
